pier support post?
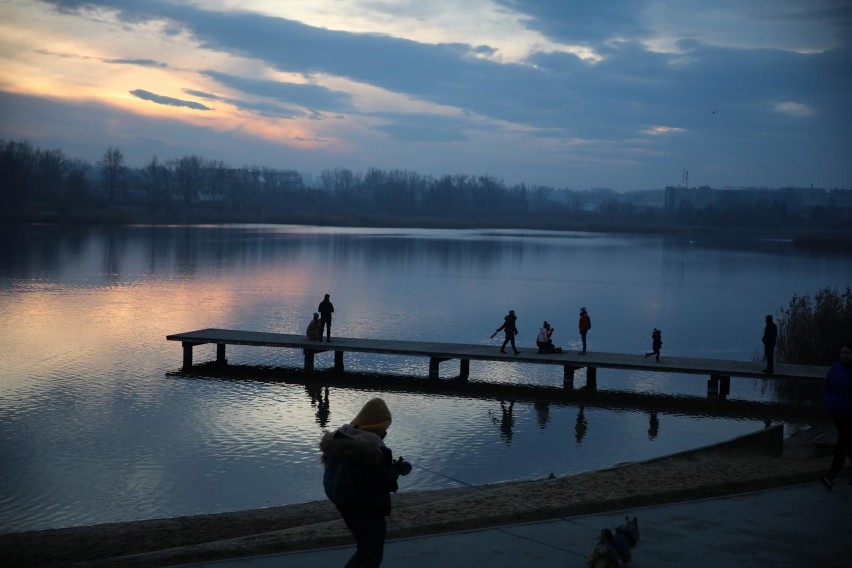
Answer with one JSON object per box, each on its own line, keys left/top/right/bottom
{"left": 181, "top": 342, "right": 195, "bottom": 370}
{"left": 459, "top": 359, "right": 470, "bottom": 381}
{"left": 216, "top": 343, "right": 227, "bottom": 366}
{"left": 708, "top": 373, "right": 730, "bottom": 398}
{"left": 429, "top": 357, "right": 449, "bottom": 380}
{"left": 707, "top": 374, "right": 719, "bottom": 397}
{"left": 586, "top": 366, "right": 598, "bottom": 390}
{"left": 304, "top": 350, "right": 315, "bottom": 375}
{"left": 334, "top": 351, "right": 344, "bottom": 373}
{"left": 563, "top": 365, "right": 576, "bottom": 390}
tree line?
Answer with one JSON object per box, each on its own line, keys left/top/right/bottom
{"left": 1, "top": 138, "right": 847, "bottom": 232}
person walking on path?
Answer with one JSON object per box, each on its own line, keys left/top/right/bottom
{"left": 821, "top": 342, "right": 852, "bottom": 490}
{"left": 645, "top": 328, "right": 662, "bottom": 361}
{"left": 492, "top": 309, "right": 520, "bottom": 354}
{"left": 761, "top": 314, "right": 777, "bottom": 374}
{"left": 318, "top": 293, "right": 335, "bottom": 342}
{"left": 578, "top": 307, "right": 591, "bottom": 354}
{"left": 306, "top": 312, "right": 321, "bottom": 340}
{"left": 320, "top": 398, "right": 411, "bottom": 567}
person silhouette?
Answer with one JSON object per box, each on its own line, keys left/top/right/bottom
{"left": 492, "top": 309, "right": 520, "bottom": 354}
{"left": 318, "top": 294, "right": 335, "bottom": 342}
{"left": 820, "top": 343, "right": 852, "bottom": 490}
{"left": 536, "top": 321, "right": 561, "bottom": 353}
{"left": 762, "top": 315, "right": 777, "bottom": 374}
{"left": 306, "top": 312, "right": 321, "bottom": 340}
{"left": 645, "top": 328, "right": 662, "bottom": 361}
{"left": 578, "top": 307, "right": 591, "bottom": 354}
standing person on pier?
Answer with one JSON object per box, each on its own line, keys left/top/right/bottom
{"left": 761, "top": 314, "right": 777, "bottom": 374}
{"left": 492, "top": 309, "right": 520, "bottom": 354}
{"left": 578, "top": 306, "right": 591, "bottom": 354}
{"left": 821, "top": 343, "right": 852, "bottom": 490}
{"left": 318, "top": 293, "right": 335, "bottom": 342}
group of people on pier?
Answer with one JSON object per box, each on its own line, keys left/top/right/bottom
{"left": 491, "top": 306, "right": 662, "bottom": 360}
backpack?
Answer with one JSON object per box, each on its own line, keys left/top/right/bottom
{"left": 323, "top": 456, "right": 355, "bottom": 509}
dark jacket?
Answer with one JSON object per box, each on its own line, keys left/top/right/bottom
{"left": 320, "top": 424, "right": 398, "bottom": 519}
{"left": 824, "top": 361, "right": 852, "bottom": 420}
{"left": 762, "top": 321, "right": 777, "bottom": 348}
{"left": 318, "top": 300, "right": 335, "bottom": 321}
{"left": 579, "top": 313, "right": 591, "bottom": 333}
{"left": 651, "top": 329, "right": 662, "bottom": 350}
{"left": 496, "top": 314, "right": 518, "bottom": 338}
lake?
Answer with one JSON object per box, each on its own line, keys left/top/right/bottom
{"left": 1, "top": 224, "right": 848, "bottom": 533}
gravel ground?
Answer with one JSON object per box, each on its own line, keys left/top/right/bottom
{"left": 0, "top": 423, "right": 836, "bottom": 568}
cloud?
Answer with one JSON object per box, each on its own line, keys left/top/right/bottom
{"left": 129, "top": 89, "right": 212, "bottom": 111}
{"left": 643, "top": 126, "right": 685, "bottom": 135}
{"left": 105, "top": 58, "right": 169, "bottom": 68}
{"left": 774, "top": 101, "right": 814, "bottom": 117}
{"left": 200, "top": 70, "right": 352, "bottom": 113}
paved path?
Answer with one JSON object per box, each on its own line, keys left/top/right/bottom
{"left": 179, "top": 482, "right": 851, "bottom": 568}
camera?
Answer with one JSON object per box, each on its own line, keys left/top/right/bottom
{"left": 392, "top": 457, "right": 412, "bottom": 476}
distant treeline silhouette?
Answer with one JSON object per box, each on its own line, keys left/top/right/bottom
{"left": 1, "top": 138, "right": 848, "bottom": 233}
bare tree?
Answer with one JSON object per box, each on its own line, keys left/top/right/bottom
{"left": 173, "top": 155, "right": 203, "bottom": 205}
{"left": 101, "top": 146, "right": 125, "bottom": 202}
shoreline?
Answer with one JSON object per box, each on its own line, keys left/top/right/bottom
{"left": 0, "top": 423, "right": 836, "bottom": 568}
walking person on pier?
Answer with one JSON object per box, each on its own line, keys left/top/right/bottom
{"left": 645, "top": 328, "right": 662, "bottom": 361}
{"left": 761, "top": 314, "right": 777, "bottom": 374}
{"left": 492, "top": 309, "right": 520, "bottom": 354}
{"left": 578, "top": 306, "right": 591, "bottom": 354}
{"left": 318, "top": 293, "right": 335, "bottom": 342}
{"left": 821, "top": 342, "right": 852, "bottom": 490}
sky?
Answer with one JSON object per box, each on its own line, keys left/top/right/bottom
{"left": 1, "top": 0, "right": 850, "bottom": 191}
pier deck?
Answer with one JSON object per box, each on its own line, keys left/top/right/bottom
{"left": 166, "top": 328, "right": 826, "bottom": 394}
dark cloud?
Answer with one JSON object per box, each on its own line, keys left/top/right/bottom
{"left": 493, "top": 0, "right": 649, "bottom": 44}
{"left": 129, "top": 89, "right": 212, "bottom": 110}
{"left": 105, "top": 58, "right": 168, "bottom": 68}
{"left": 200, "top": 70, "right": 352, "bottom": 113}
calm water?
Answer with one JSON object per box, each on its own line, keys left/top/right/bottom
{"left": 1, "top": 224, "right": 849, "bottom": 533}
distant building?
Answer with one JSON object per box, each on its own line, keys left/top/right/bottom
{"left": 664, "top": 185, "right": 852, "bottom": 216}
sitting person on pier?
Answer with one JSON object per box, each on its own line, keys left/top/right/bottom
{"left": 536, "top": 321, "right": 562, "bottom": 354}
{"left": 306, "top": 312, "right": 321, "bottom": 340}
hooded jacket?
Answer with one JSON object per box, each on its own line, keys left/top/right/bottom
{"left": 320, "top": 424, "right": 399, "bottom": 519}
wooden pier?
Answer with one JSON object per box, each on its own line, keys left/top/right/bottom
{"left": 166, "top": 328, "right": 826, "bottom": 395}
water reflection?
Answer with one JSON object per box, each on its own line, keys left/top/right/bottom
{"left": 305, "top": 384, "right": 331, "bottom": 428}
{"left": 648, "top": 411, "right": 660, "bottom": 440}
{"left": 575, "top": 406, "right": 588, "bottom": 445}
{"left": 495, "top": 400, "right": 515, "bottom": 444}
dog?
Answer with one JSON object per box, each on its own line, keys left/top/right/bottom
{"left": 587, "top": 516, "right": 640, "bottom": 567}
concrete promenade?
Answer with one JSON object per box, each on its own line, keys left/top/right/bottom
{"left": 180, "top": 483, "right": 851, "bottom": 568}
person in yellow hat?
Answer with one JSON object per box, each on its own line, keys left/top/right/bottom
{"left": 320, "top": 398, "right": 411, "bottom": 567}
